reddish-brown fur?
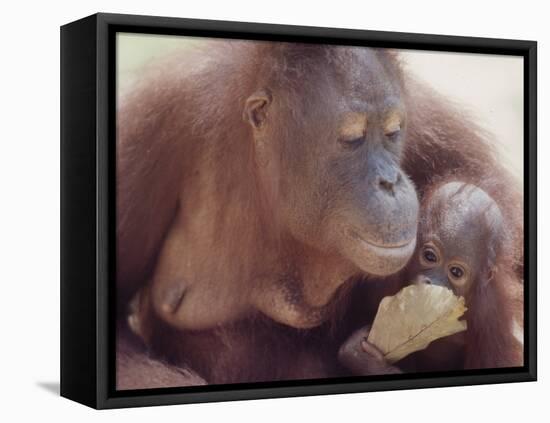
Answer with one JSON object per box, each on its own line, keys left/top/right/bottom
{"left": 462, "top": 268, "right": 523, "bottom": 369}
{"left": 409, "top": 179, "right": 523, "bottom": 371}
{"left": 339, "top": 179, "right": 524, "bottom": 375}
{"left": 115, "top": 41, "right": 523, "bottom": 387}
{"left": 402, "top": 85, "right": 524, "bottom": 271}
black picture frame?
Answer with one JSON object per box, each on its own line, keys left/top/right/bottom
{"left": 60, "top": 12, "right": 537, "bottom": 409}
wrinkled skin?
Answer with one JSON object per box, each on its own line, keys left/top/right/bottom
{"left": 126, "top": 45, "right": 419, "bottom": 341}
{"left": 339, "top": 181, "right": 523, "bottom": 375}
{"left": 117, "top": 41, "right": 523, "bottom": 386}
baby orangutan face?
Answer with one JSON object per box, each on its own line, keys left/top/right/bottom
{"left": 406, "top": 182, "right": 504, "bottom": 297}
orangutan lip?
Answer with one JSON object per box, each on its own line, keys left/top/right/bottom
{"left": 348, "top": 230, "right": 415, "bottom": 250}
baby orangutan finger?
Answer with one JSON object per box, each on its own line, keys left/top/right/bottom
{"left": 348, "top": 325, "right": 372, "bottom": 347}
{"left": 360, "top": 339, "right": 386, "bottom": 362}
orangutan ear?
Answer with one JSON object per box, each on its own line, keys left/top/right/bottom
{"left": 243, "top": 90, "right": 272, "bottom": 129}
{"left": 484, "top": 267, "right": 497, "bottom": 287}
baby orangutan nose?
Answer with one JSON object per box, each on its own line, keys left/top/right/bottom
{"left": 413, "top": 275, "right": 432, "bottom": 285}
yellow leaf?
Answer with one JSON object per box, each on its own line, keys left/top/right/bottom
{"left": 367, "top": 284, "right": 467, "bottom": 364}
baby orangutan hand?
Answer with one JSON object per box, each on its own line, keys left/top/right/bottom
{"left": 338, "top": 325, "right": 402, "bottom": 375}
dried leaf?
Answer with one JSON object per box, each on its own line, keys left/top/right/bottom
{"left": 367, "top": 284, "right": 467, "bottom": 364}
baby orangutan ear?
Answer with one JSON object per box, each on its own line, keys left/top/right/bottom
{"left": 243, "top": 89, "right": 272, "bottom": 129}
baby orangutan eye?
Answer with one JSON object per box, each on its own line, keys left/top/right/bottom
{"left": 420, "top": 246, "right": 439, "bottom": 265}
{"left": 449, "top": 265, "right": 465, "bottom": 279}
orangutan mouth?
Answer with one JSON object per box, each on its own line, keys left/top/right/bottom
{"left": 348, "top": 229, "right": 416, "bottom": 251}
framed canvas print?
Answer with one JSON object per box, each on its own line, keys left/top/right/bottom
{"left": 60, "top": 13, "right": 537, "bottom": 409}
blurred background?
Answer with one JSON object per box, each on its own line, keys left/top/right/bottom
{"left": 117, "top": 33, "right": 524, "bottom": 185}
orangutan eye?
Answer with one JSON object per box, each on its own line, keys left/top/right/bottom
{"left": 341, "top": 136, "right": 365, "bottom": 149}
{"left": 385, "top": 127, "right": 401, "bottom": 140}
{"left": 423, "top": 248, "right": 438, "bottom": 263}
{"left": 420, "top": 245, "right": 440, "bottom": 267}
{"left": 339, "top": 113, "right": 367, "bottom": 150}
{"left": 384, "top": 112, "right": 402, "bottom": 141}
{"left": 449, "top": 265, "right": 465, "bottom": 279}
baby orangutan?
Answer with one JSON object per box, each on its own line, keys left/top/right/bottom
{"left": 339, "top": 181, "right": 524, "bottom": 375}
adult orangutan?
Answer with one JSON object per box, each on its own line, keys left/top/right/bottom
{"left": 115, "top": 41, "right": 523, "bottom": 387}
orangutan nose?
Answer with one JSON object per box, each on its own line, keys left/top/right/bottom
{"left": 378, "top": 172, "right": 401, "bottom": 195}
